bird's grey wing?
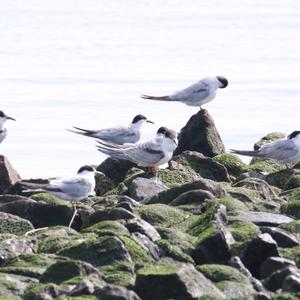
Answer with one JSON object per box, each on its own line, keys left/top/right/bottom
{"left": 50, "top": 177, "right": 92, "bottom": 197}
{"left": 260, "top": 139, "right": 298, "bottom": 161}
{"left": 170, "top": 80, "right": 210, "bottom": 101}
{"left": 125, "top": 140, "right": 165, "bottom": 165}
{"left": 96, "top": 127, "right": 136, "bottom": 144}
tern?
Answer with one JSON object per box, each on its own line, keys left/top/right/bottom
{"left": 68, "top": 114, "right": 154, "bottom": 145}
{"left": 0, "top": 110, "right": 16, "bottom": 143}
{"left": 96, "top": 127, "right": 177, "bottom": 175}
{"left": 141, "top": 76, "right": 228, "bottom": 109}
{"left": 21, "top": 165, "right": 99, "bottom": 227}
{"left": 230, "top": 131, "right": 300, "bottom": 167}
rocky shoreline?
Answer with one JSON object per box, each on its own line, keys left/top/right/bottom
{"left": 1, "top": 109, "right": 300, "bottom": 299}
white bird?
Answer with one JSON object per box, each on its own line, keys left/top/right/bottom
{"left": 68, "top": 114, "right": 154, "bottom": 145}
{"left": 231, "top": 131, "right": 300, "bottom": 166}
{"left": 96, "top": 127, "right": 177, "bottom": 175}
{"left": 0, "top": 110, "right": 16, "bottom": 143}
{"left": 21, "top": 165, "right": 99, "bottom": 227}
{"left": 141, "top": 76, "right": 228, "bottom": 109}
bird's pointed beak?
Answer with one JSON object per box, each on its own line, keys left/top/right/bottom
{"left": 146, "top": 120, "right": 155, "bottom": 124}
{"left": 94, "top": 171, "right": 102, "bottom": 175}
{"left": 172, "top": 139, "right": 178, "bottom": 146}
{"left": 6, "top": 115, "right": 16, "bottom": 121}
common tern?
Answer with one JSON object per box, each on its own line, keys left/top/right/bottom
{"left": 21, "top": 165, "right": 99, "bottom": 227}
{"left": 231, "top": 131, "right": 300, "bottom": 166}
{"left": 141, "top": 76, "right": 228, "bottom": 109}
{"left": 0, "top": 110, "right": 16, "bottom": 143}
{"left": 96, "top": 127, "right": 177, "bottom": 175}
{"left": 68, "top": 114, "right": 154, "bottom": 145}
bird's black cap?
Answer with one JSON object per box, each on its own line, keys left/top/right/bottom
{"left": 288, "top": 131, "right": 300, "bottom": 139}
{"left": 132, "top": 114, "right": 147, "bottom": 123}
{"left": 216, "top": 76, "right": 228, "bottom": 88}
{"left": 77, "top": 165, "right": 95, "bottom": 173}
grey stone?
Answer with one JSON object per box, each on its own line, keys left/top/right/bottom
{"left": 260, "top": 256, "right": 296, "bottom": 279}
{"left": 260, "top": 226, "right": 299, "bottom": 248}
{"left": 0, "top": 155, "right": 21, "bottom": 193}
{"left": 125, "top": 218, "right": 161, "bottom": 241}
{"left": 242, "top": 233, "right": 279, "bottom": 278}
{"left": 239, "top": 211, "right": 294, "bottom": 226}
{"left": 174, "top": 109, "right": 225, "bottom": 157}
{"left": 128, "top": 177, "right": 169, "bottom": 201}
{"left": 0, "top": 212, "right": 34, "bottom": 235}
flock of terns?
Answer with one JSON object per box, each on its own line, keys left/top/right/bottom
{"left": 1, "top": 75, "right": 300, "bottom": 226}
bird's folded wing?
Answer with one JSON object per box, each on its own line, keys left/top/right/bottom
{"left": 172, "top": 81, "right": 210, "bottom": 100}
{"left": 261, "top": 140, "right": 298, "bottom": 161}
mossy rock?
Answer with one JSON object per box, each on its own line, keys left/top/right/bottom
{"left": 218, "top": 197, "right": 249, "bottom": 214}
{"left": 135, "top": 204, "right": 189, "bottom": 229}
{"left": 0, "top": 273, "right": 38, "bottom": 297}
{"left": 266, "top": 169, "right": 296, "bottom": 189}
{"left": 0, "top": 296, "right": 22, "bottom": 300}
{"left": 81, "top": 220, "right": 130, "bottom": 236}
{"left": 23, "top": 282, "right": 58, "bottom": 300}
{"left": 156, "top": 239, "right": 194, "bottom": 263}
{"left": 279, "top": 220, "right": 300, "bottom": 236}
{"left": 158, "top": 167, "right": 200, "bottom": 188}
{"left": 213, "top": 153, "right": 248, "bottom": 178}
{"left": 248, "top": 158, "right": 283, "bottom": 173}
{"left": 279, "top": 247, "right": 300, "bottom": 268}
{"left": 0, "top": 212, "right": 34, "bottom": 235}
{"left": 284, "top": 175, "right": 300, "bottom": 190}
{"left": 271, "top": 292, "right": 300, "bottom": 300}
{"left": 0, "top": 253, "right": 68, "bottom": 279}
{"left": 281, "top": 201, "right": 300, "bottom": 219}
{"left": 281, "top": 188, "right": 300, "bottom": 202}
{"left": 228, "top": 219, "right": 260, "bottom": 252}
{"left": 30, "top": 193, "right": 72, "bottom": 207}
{"left": 40, "top": 260, "right": 100, "bottom": 284}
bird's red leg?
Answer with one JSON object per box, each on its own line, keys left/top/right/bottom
{"left": 150, "top": 166, "right": 158, "bottom": 177}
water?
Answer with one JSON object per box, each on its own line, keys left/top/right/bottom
{"left": 0, "top": 0, "right": 300, "bottom": 178}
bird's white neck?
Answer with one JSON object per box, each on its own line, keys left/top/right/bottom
{"left": 0, "top": 118, "right": 6, "bottom": 130}
{"left": 162, "top": 137, "right": 177, "bottom": 153}
{"left": 129, "top": 120, "right": 144, "bottom": 132}
{"left": 292, "top": 135, "right": 300, "bottom": 148}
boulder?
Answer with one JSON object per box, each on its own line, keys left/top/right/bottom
{"left": 135, "top": 263, "right": 226, "bottom": 300}
{"left": 260, "top": 227, "right": 299, "bottom": 248}
{"left": 260, "top": 256, "right": 296, "bottom": 279}
{"left": 0, "top": 212, "right": 34, "bottom": 235}
{"left": 0, "top": 155, "right": 21, "bottom": 193}
{"left": 242, "top": 233, "right": 279, "bottom": 278}
{"left": 174, "top": 109, "right": 225, "bottom": 157}
{"left": 128, "top": 177, "right": 168, "bottom": 201}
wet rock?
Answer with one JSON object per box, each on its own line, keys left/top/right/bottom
{"left": 145, "top": 178, "right": 226, "bottom": 205}
{"left": 0, "top": 212, "right": 34, "bottom": 235}
{"left": 239, "top": 211, "right": 294, "bottom": 226}
{"left": 190, "top": 204, "right": 235, "bottom": 264}
{"left": 89, "top": 207, "right": 136, "bottom": 225}
{"left": 260, "top": 256, "right": 296, "bottom": 279}
{"left": 135, "top": 263, "right": 226, "bottom": 300}
{"left": 213, "top": 153, "right": 248, "bottom": 178}
{"left": 197, "top": 263, "right": 256, "bottom": 299}
{"left": 242, "top": 233, "right": 279, "bottom": 278}
{"left": 97, "top": 157, "right": 136, "bottom": 185}
{"left": 0, "top": 155, "right": 21, "bottom": 193}
{"left": 125, "top": 218, "right": 161, "bottom": 241}
{"left": 0, "top": 272, "right": 38, "bottom": 296}
{"left": 95, "top": 171, "right": 114, "bottom": 196}
{"left": 260, "top": 227, "right": 299, "bottom": 248}
{"left": 128, "top": 177, "right": 168, "bottom": 201}
{"left": 40, "top": 260, "right": 101, "bottom": 284}
{"left": 0, "top": 238, "right": 35, "bottom": 265}
{"left": 173, "top": 150, "right": 230, "bottom": 181}
{"left": 174, "top": 109, "right": 225, "bottom": 157}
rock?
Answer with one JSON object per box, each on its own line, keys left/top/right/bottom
{"left": 169, "top": 189, "right": 215, "bottom": 207}
{"left": 263, "top": 265, "right": 299, "bottom": 292}
{"left": 82, "top": 220, "right": 130, "bottom": 236}
{"left": 144, "top": 178, "right": 226, "bottom": 205}
{"left": 173, "top": 150, "right": 230, "bottom": 181}
{"left": 125, "top": 218, "right": 161, "bottom": 241}
{"left": 197, "top": 263, "right": 256, "bottom": 299}
{"left": 260, "top": 256, "right": 296, "bottom": 279}
{"left": 242, "top": 233, "right": 279, "bottom": 278}
{"left": 89, "top": 207, "right": 136, "bottom": 225}
{"left": 213, "top": 153, "right": 248, "bottom": 178}
{"left": 281, "top": 201, "right": 300, "bottom": 219}
{"left": 0, "top": 155, "right": 21, "bottom": 193}
{"left": 174, "top": 109, "right": 225, "bottom": 157}
{"left": 135, "top": 263, "right": 226, "bottom": 300}
{"left": 94, "top": 171, "right": 114, "bottom": 196}
{"left": 266, "top": 169, "right": 296, "bottom": 189}
{"left": 40, "top": 260, "right": 101, "bottom": 284}
{"left": 97, "top": 157, "right": 136, "bottom": 185}
{"left": 132, "top": 232, "right": 161, "bottom": 260}
{"left": 191, "top": 204, "right": 235, "bottom": 264}
{"left": 0, "top": 212, "right": 34, "bottom": 235}
{"left": 0, "top": 195, "right": 83, "bottom": 230}
{"left": 92, "top": 194, "right": 140, "bottom": 210}
{"left": 0, "top": 273, "right": 38, "bottom": 296}
{"left": 282, "top": 273, "right": 300, "bottom": 293}
{"left": 136, "top": 204, "right": 189, "bottom": 228}
{"left": 0, "top": 238, "right": 35, "bottom": 265}
{"left": 128, "top": 177, "right": 168, "bottom": 201}
{"left": 239, "top": 211, "right": 294, "bottom": 227}
{"left": 260, "top": 227, "right": 299, "bottom": 248}
{"left": 285, "top": 174, "right": 300, "bottom": 190}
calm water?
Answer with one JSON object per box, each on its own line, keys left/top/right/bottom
{"left": 1, "top": 0, "right": 300, "bottom": 178}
